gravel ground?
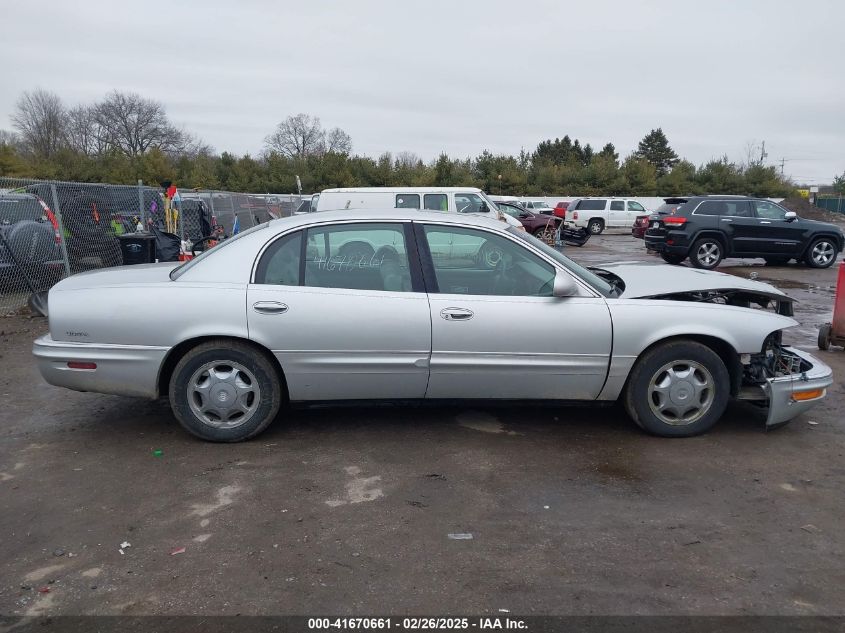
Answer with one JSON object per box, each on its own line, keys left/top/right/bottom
{"left": 1, "top": 233, "right": 844, "bottom": 617}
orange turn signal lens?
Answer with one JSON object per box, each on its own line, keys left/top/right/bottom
{"left": 792, "top": 389, "right": 825, "bottom": 401}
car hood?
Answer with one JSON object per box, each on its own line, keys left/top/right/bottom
{"left": 51, "top": 262, "right": 179, "bottom": 291}
{"left": 589, "top": 262, "right": 788, "bottom": 299}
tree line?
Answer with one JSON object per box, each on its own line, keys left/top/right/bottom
{"left": 0, "top": 88, "right": 796, "bottom": 198}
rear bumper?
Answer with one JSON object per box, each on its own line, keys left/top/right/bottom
{"left": 763, "top": 347, "right": 833, "bottom": 427}
{"left": 32, "top": 334, "right": 167, "bottom": 398}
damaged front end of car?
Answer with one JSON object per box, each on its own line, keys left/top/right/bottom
{"left": 636, "top": 288, "right": 795, "bottom": 317}
{"left": 737, "top": 331, "right": 833, "bottom": 428}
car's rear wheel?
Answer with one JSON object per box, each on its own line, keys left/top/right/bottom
{"left": 588, "top": 218, "right": 604, "bottom": 234}
{"left": 623, "top": 340, "right": 729, "bottom": 437}
{"left": 660, "top": 253, "right": 686, "bottom": 265}
{"left": 805, "top": 238, "right": 837, "bottom": 268}
{"left": 169, "top": 339, "right": 282, "bottom": 442}
{"left": 690, "top": 238, "right": 723, "bottom": 270}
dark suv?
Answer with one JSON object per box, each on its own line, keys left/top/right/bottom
{"left": 644, "top": 196, "right": 845, "bottom": 269}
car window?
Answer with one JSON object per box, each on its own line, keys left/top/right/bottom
{"left": 304, "top": 223, "right": 413, "bottom": 292}
{"left": 579, "top": 199, "right": 607, "bottom": 211}
{"left": 725, "top": 201, "right": 752, "bottom": 217}
{"left": 610, "top": 201, "right": 624, "bottom": 211}
{"left": 395, "top": 194, "right": 420, "bottom": 209}
{"left": 754, "top": 201, "right": 787, "bottom": 220}
{"left": 628, "top": 201, "right": 646, "bottom": 212}
{"left": 0, "top": 198, "right": 45, "bottom": 224}
{"left": 424, "top": 194, "right": 448, "bottom": 211}
{"left": 423, "top": 225, "right": 555, "bottom": 297}
{"left": 497, "top": 204, "right": 522, "bottom": 218}
{"left": 254, "top": 230, "right": 302, "bottom": 285}
{"left": 454, "top": 193, "right": 487, "bottom": 214}
{"left": 694, "top": 201, "right": 725, "bottom": 216}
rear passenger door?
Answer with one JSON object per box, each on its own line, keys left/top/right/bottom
{"left": 698, "top": 200, "right": 757, "bottom": 255}
{"left": 608, "top": 200, "right": 626, "bottom": 227}
{"left": 247, "top": 222, "right": 432, "bottom": 401}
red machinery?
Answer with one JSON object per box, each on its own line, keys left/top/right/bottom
{"left": 818, "top": 261, "right": 845, "bottom": 350}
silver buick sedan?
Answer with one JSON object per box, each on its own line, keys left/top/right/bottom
{"left": 33, "top": 210, "right": 832, "bottom": 441}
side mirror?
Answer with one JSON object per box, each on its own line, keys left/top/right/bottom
{"left": 553, "top": 270, "right": 578, "bottom": 297}
{"left": 784, "top": 211, "right": 797, "bottom": 222}
{"left": 479, "top": 202, "right": 489, "bottom": 213}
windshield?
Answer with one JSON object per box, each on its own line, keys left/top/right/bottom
{"left": 507, "top": 227, "right": 615, "bottom": 297}
{"left": 169, "top": 223, "right": 269, "bottom": 280}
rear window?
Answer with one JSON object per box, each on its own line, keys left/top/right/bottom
{"left": 0, "top": 197, "right": 44, "bottom": 224}
{"left": 577, "top": 199, "right": 606, "bottom": 211}
{"left": 655, "top": 203, "right": 685, "bottom": 215}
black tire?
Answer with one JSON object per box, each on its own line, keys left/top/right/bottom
{"left": 690, "top": 237, "right": 723, "bottom": 270}
{"left": 660, "top": 253, "right": 686, "bottom": 265}
{"left": 818, "top": 323, "right": 832, "bottom": 351}
{"left": 169, "top": 339, "right": 283, "bottom": 442}
{"left": 623, "top": 340, "right": 730, "bottom": 437}
{"left": 588, "top": 218, "right": 604, "bottom": 235}
{"left": 764, "top": 257, "right": 790, "bottom": 266}
{"left": 804, "top": 237, "right": 838, "bottom": 269}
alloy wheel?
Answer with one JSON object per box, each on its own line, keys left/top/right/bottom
{"left": 811, "top": 241, "right": 835, "bottom": 267}
{"left": 696, "top": 242, "right": 721, "bottom": 267}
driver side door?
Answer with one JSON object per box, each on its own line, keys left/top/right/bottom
{"left": 416, "top": 222, "right": 612, "bottom": 400}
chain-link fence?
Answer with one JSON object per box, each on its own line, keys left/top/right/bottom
{"left": 0, "top": 176, "right": 307, "bottom": 313}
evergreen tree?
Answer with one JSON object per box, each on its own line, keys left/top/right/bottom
{"left": 634, "top": 128, "right": 679, "bottom": 177}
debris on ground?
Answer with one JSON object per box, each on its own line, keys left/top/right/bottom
{"left": 448, "top": 533, "right": 473, "bottom": 540}
{"left": 801, "top": 524, "right": 821, "bottom": 534}
{"left": 37, "top": 587, "right": 50, "bottom": 594}
{"left": 152, "top": 449, "right": 163, "bottom": 457}
{"left": 119, "top": 541, "right": 131, "bottom": 555}
{"left": 808, "top": 420, "right": 819, "bottom": 426}
{"left": 52, "top": 548, "right": 65, "bottom": 557}
{"left": 170, "top": 546, "right": 186, "bottom": 555}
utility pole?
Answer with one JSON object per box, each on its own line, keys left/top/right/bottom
{"left": 780, "top": 157, "right": 786, "bottom": 175}
{"left": 759, "top": 141, "right": 767, "bottom": 165}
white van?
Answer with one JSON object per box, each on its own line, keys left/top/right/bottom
{"left": 316, "top": 187, "right": 523, "bottom": 229}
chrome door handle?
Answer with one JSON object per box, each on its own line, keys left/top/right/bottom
{"left": 440, "top": 307, "right": 474, "bottom": 321}
{"left": 253, "top": 301, "right": 289, "bottom": 315}
{"left": 720, "top": 218, "right": 733, "bottom": 222}
{"left": 760, "top": 221, "right": 772, "bottom": 224}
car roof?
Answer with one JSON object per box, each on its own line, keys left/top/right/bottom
{"left": 268, "top": 208, "right": 509, "bottom": 232}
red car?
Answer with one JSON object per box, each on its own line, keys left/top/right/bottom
{"left": 632, "top": 214, "right": 650, "bottom": 239}
{"left": 553, "top": 201, "right": 569, "bottom": 218}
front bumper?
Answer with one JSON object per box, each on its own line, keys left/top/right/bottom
{"left": 762, "top": 347, "right": 833, "bottom": 427}
{"left": 33, "top": 334, "right": 168, "bottom": 399}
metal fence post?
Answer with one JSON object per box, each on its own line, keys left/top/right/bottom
{"left": 49, "top": 184, "right": 72, "bottom": 276}
{"left": 137, "top": 179, "right": 146, "bottom": 230}
{"left": 176, "top": 195, "right": 185, "bottom": 242}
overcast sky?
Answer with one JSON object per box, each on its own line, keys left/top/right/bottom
{"left": 1, "top": 0, "right": 843, "bottom": 183}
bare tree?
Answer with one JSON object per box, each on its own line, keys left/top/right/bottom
{"left": 11, "top": 88, "right": 66, "bottom": 158}
{"left": 93, "top": 91, "right": 187, "bottom": 158}
{"left": 325, "top": 127, "right": 352, "bottom": 155}
{"left": 395, "top": 151, "right": 422, "bottom": 169}
{"left": 264, "top": 113, "right": 325, "bottom": 158}
{"left": 0, "top": 129, "right": 21, "bottom": 148}
{"left": 65, "top": 105, "right": 109, "bottom": 156}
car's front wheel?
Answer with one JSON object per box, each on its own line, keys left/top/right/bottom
{"left": 623, "top": 340, "right": 729, "bottom": 437}
{"left": 805, "top": 238, "right": 838, "bottom": 268}
{"left": 169, "top": 339, "right": 283, "bottom": 442}
{"left": 690, "top": 238, "right": 723, "bottom": 270}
